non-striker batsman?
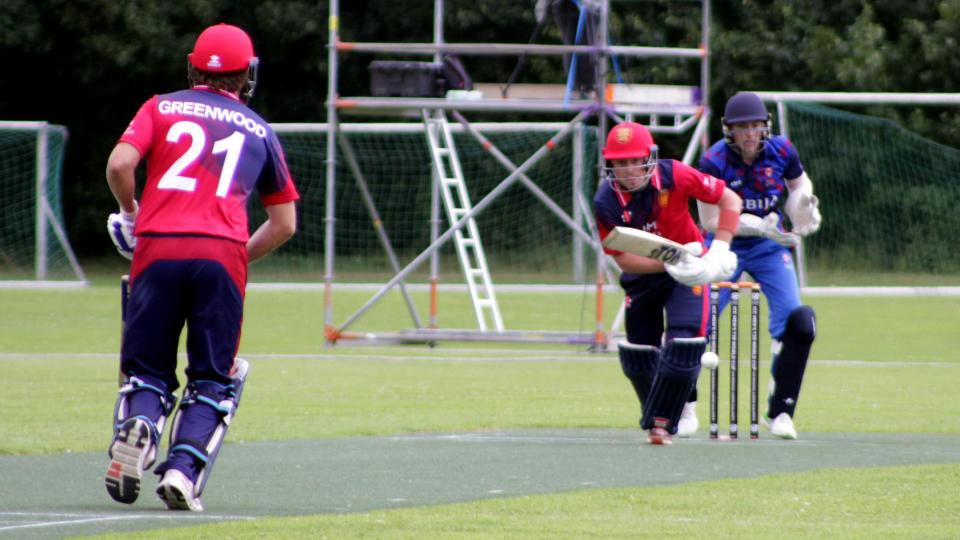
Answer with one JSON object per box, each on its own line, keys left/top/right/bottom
{"left": 104, "top": 23, "right": 299, "bottom": 510}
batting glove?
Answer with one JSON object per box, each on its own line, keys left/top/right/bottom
{"left": 107, "top": 202, "right": 138, "bottom": 260}
{"left": 665, "top": 255, "right": 712, "bottom": 287}
{"left": 702, "top": 240, "right": 738, "bottom": 283}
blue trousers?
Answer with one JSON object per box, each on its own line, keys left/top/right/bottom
{"left": 713, "top": 236, "right": 801, "bottom": 340}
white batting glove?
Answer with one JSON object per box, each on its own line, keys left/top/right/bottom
{"left": 702, "top": 240, "right": 738, "bottom": 283}
{"left": 107, "top": 202, "right": 138, "bottom": 260}
{"left": 665, "top": 255, "right": 711, "bottom": 287}
{"left": 786, "top": 192, "right": 822, "bottom": 236}
{"left": 682, "top": 241, "right": 704, "bottom": 257}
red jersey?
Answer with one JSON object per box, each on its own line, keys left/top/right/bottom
{"left": 594, "top": 159, "right": 725, "bottom": 255}
{"left": 118, "top": 86, "right": 299, "bottom": 243}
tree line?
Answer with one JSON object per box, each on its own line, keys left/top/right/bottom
{"left": 2, "top": 0, "right": 957, "bottom": 257}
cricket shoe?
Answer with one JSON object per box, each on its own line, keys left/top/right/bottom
{"left": 105, "top": 417, "right": 152, "bottom": 504}
{"left": 646, "top": 426, "right": 673, "bottom": 446}
{"left": 676, "top": 401, "right": 699, "bottom": 438}
{"left": 763, "top": 412, "right": 798, "bottom": 440}
{"left": 156, "top": 469, "right": 204, "bottom": 511}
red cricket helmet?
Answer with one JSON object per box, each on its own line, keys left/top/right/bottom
{"left": 188, "top": 23, "right": 257, "bottom": 73}
{"left": 602, "top": 121, "right": 656, "bottom": 160}
{"left": 602, "top": 122, "right": 659, "bottom": 192}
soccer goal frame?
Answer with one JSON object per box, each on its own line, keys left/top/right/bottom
{"left": 0, "top": 121, "right": 87, "bottom": 287}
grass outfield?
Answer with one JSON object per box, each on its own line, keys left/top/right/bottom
{"left": 1, "top": 284, "right": 958, "bottom": 538}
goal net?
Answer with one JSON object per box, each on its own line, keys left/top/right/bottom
{"left": 781, "top": 102, "right": 960, "bottom": 283}
{"left": 0, "top": 122, "right": 85, "bottom": 284}
{"left": 253, "top": 123, "right": 599, "bottom": 285}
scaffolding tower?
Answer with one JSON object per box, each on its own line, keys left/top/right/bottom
{"left": 323, "top": 0, "right": 713, "bottom": 348}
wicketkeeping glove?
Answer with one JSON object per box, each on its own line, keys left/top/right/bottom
{"left": 738, "top": 213, "right": 800, "bottom": 247}
{"left": 107, "top": 202, "right": 138, "bottom": 260}
{"left": 785, "top": 192, "right": 822, "bottom": 236}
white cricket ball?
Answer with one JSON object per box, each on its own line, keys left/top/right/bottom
{"left": 700, "top": 351, "right": 720, "bottom": 370}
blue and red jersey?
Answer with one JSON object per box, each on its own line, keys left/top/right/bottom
{"left": 118, "top": 86, "right": 299, "bottom": 243}
{"left": 698, "top": 135, "right": 803, "bottom": 220}
{"left": 594, "top": 159, "right": 727, "bottom": 256}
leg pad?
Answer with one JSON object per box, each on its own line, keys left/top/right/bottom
{"left": 111, "top": 376, "right": 177, "bottom": 469}
{"left": 156, "top": 358, "right": 249, "bottom": 498}
{"left": 641, "top": 338, "right": 706, "bottom": 433}
{"left": 768, "top": 306, "right": 816, "bottom": 418}
{"left": 618, "top": 341, "right": 659, "bottom": 412}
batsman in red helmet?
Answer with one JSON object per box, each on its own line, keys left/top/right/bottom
{"left": 104, "top": 23, "right": 298, "bottom": 511}
{"left": 594, "top": 121, "right": 742, "bottom": 446}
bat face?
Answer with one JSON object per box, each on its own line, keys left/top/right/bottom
{"left": 602, "top": 227, "right": 688, "bottom": 265}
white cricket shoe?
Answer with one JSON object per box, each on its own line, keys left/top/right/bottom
{"left": 156, "top": 469, "right": 204, "bottom": 511}
{"left": 677, "top": 401, "right": 699, "bottom": 438}
{"left": 766, "top": 412, "right": 798, "bottom": 440}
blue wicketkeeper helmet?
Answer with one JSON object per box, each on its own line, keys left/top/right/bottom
{"left": 721, "top": 92, "right": 772, "bottom": 152}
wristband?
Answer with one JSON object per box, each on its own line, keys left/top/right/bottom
{"left": 717, "top": 208, "right": 740, "bottom": 235}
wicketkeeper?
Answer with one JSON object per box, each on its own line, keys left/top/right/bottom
{"left": 696, "top": 91, "right": 820, "bottom": 440}
{"left": 104, "top": 23, "right": 299, "bottom": 510}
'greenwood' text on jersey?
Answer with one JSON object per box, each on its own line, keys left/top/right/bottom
{"left": 118, "top": 86, "right": 299, "bottom": 243}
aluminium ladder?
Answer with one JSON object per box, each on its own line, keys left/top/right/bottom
{"left": 422, "top": 110, "right": 504, "bottom": 332}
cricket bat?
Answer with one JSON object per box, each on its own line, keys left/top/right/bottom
{"left": 602, "top": 226, "right": 694, "bottom": 265}
{"left": 119, "top": 274, "right": 129, "bottom": 387}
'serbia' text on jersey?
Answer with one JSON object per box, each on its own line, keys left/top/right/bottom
{"left": 158, "top": 100, "right": 268, "bottom": 138}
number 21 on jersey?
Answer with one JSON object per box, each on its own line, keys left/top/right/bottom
{"left": 157, "top": 120, "right": 245, "bottom": 198}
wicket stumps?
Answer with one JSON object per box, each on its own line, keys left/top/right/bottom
{"left": 708, "top": 281, "right": 761, "bottom": 440}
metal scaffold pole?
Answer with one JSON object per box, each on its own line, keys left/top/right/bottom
{"left": 323, "top": 0, "right": 711, "bottom": 347}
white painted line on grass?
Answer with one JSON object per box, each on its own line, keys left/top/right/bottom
{"left": 389, "top": 431, "right": 819, "bottom": 446}
{"left": 244, "top": 283, "right": 960, "bottom": 296}
{"left": 0, "top": 353, "right": 955, "bottom": 367}
{"left": 0, "top": 511, "right": 253, "bottom": 532}
{"left": 390, "top": 433, "right": 631, "bottom": 445}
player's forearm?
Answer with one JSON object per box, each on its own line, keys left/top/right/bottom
{"left": 613, "top": 252, "right": 667, "bottom": 274}
{"left": 105, "top": 144, "right": 141, "bottom": 213}
{"left": 106, "top": 173, "right": 137, "bottom": 215}
{"left": 714, "top": 188, "right": 742, "bottom": 243}
{"left": 247, "top": 221, "right": 295, "bottom": 263}
{"left": 696, "top": 201, "right": 719, "bottom": 232}
{"left": 247, "top": 202, "right": 296, "bottom": 263}
{"left": 786, "top": 172, "right": 813, "bottom": 195}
